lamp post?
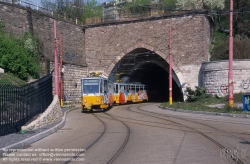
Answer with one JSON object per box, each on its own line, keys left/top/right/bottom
{"left": 228, "top": 0, "right": 234, "bottom": 107}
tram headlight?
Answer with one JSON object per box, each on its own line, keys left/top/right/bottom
{"left": 96, "top": 100, "right": 99, "bottom": 102}
{"left": 84, "top": 100, "right": 87, "bottom": 102}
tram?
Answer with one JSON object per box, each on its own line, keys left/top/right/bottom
{"left": 113, "top": 82, "right": 148, "bottom": 104}
{"left": 81, "top": 75, "right": 114, "bottom": 112}
{"left": 81, "top": 73, "right": 148, "bottom": 112}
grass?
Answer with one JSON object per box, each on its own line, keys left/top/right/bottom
{"left": 0, "top": 73, "right": 27, "bottom": 86}
{"left": 161, "top": 93, "right": 250, "bottom": 114}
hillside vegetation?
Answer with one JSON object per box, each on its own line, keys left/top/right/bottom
{"left": 0, "top": 21, "right": 41, "bottom": 85}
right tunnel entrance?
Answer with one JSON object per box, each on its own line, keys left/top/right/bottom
{"left": 129, "top": 63, "right": 183, "bottom": 102}
{"left": 109, "top": 48, "right": 184, "bottom": 102}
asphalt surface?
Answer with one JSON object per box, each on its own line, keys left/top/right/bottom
{"left": 0, "top": 103, "right": 250, "bottom": 164}
{"left": 1, "top": 102, "right": 250, "bottom": 162}
{"left": 0, "top": 106, "right": 79, "bottom": 156}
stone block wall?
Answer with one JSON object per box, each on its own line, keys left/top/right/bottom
{"left": 22, "top": 95, "right": 62, "bottom": 131}
{"left": 0, "top": 2, "right": 88, "bottom": 103}
{"left": 200, "top": 60, "right": 250, "bottom": 97}
{"left": 50, "top": 62, "right": 88, "bottom": 104}
{"left": 0, "top": 2, "right": 86, "bottom": 67}
{"left": 1, "top": 1, "right": 213, "bottom": 102}
{"left": 85, "top": 15, "right": 212, "bottom": 89}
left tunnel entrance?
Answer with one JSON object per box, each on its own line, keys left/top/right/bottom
{"left": 109, "top": 48, "right": 183, "bottom": 102}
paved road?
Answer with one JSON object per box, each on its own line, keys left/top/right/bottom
{"left": 1, "top": 103, "right": 250, "bottom": 164}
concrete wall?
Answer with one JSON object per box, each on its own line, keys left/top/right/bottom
{"left": 200, "top": 60, "right": 250, "bottom": 97}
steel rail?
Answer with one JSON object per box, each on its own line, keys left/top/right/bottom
{"left": 63, "top": 113, "right": 107, "bottom": 164}
{"left": 127, "top": 104, "right": 245, "bottom": 164}
{"left": 104, "top": 112, "right": 130, "bottom": 164}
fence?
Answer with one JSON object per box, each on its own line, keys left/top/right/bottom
{"left": 0, "top": 74, "right": 53, "bottom": 136}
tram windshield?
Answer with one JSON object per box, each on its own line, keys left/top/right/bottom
{"left": 82, "top": 79, "right": 99, "bottom": 93}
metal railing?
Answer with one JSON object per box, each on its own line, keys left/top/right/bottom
{"left": 0, "top": 74, "right": 53, "bottom": 136}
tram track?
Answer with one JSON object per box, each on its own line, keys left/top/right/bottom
{"left": 63, "top": 113, "right": 107, "bottom": 164}
{"left": 125, "top": 103, "right": 247, "bottom": 164}
{"left": 64, "top": 111, "right": 130, "bottom": 164}
{"left": 104, "top": 113, "right": 130, "bottom": 164}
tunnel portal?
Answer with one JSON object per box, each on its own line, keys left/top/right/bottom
{"left": 109, "top": 48, "right": 184, "bottom": 102}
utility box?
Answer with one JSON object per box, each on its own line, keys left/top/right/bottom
{"left": 242, "top": 94, "right": 250, "bottom": 112}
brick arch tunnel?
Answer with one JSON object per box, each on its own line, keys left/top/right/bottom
{"left": 108, "top": 48, "right": 184, "bottom": 102}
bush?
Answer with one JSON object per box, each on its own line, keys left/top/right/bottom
{"left": 186, "top": 86, "right": 211, "bottom": 102}
{"left": 0, "top": 26, "right": 40, "bottom": 80}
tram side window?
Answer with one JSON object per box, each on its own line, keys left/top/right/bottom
{"left": 100, "top": 80, "right": 103, "bottom": 93}
{"left": 130, "top": 85, "right": 135, "bottom": 93}
{"left": 115, "top": 84, "right": 119, "bottom": 93}
{"left": 125, "top": 85, "right": 129, "bottom": 93}
{"left": 104, "top": 80, "right": 108, "bottom": 93}
{"left": 136, "top": 85, "right": 139, "bottom": 92}
{"left": 120, "top": 85, "right": 124, "bottom": 92}
{"left": 127, "top": 86, "right": 130, "bottom": 92}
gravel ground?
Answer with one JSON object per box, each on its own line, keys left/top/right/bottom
{"left": 0, "top": 107, "right": 69, "bottom": 149}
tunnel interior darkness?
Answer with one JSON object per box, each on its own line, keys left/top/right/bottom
{"left": 109, "top": 48, "right": 183, "bottom": 102}
{"left": 129, "top": 63, "right": 183, "bottom": 102}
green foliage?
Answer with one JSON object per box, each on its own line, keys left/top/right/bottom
{"left": 160, "top": 0, "right": 177, "bottom": 8}
{"left": 210, "top": 0, "right": 250, "bottom": 60}
{"left": 161, "top": 92, "right": 247, "bottom": 114}
{"left": 186, "top": 86, "right": 211, "bottom": 102}
{"left": 81, "top": 0, "right": 102, "bottom": 23}
{"left": 0, "top": 20, "right": 4, "bottom": 31}
{"left": 0, "top": 73, "right": 27, "bottom": 86}
{"left": 124, "top": 0, "right": 152, "bottom": 7}
{"left": 176, "top": 0, "right": 225, "bottom": 10}
{"left": 210, "top": 31, "right": 228, "bottom": 61}
{"left": 0, "top": 31, "right": 40, "bottom": 81}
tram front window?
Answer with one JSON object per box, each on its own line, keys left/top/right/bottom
{"left": 83, "top": 79, "right": 99, "bottom": 93}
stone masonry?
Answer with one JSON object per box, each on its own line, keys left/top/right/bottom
{"left": 50, "top": 62, "right": 88, "bottom": 103}
{"left": 0, "top": 2, "right": 85, "bottom": 66}
{"left": 200, "top": 60, "right": 250, "bottom": 97}
{"left": 22, "top": 95, "right": 62, "bottom": 131}
{"left": 0, "top": 2, "right": 87, "bottom": 103}
{"left": 84, "top": 14, "right": 212, "bottom": 90}
{"left": 0, "top": 2, "right": 217, "bottom": 102}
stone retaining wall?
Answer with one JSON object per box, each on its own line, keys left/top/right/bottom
{"left": 21, "top": 95, "right": 62, "bottom": 131}
{"left": 200, "top": 60, "right": 250, "bottom": 97}
{"left": 50, "top": 62, "right": 88, "bottom": 104}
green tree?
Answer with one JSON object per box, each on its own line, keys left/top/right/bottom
{"left": 160, "top": 0, "right": 177, "bottom": 8}
{"left": 81, "top": 0, "right": 102, "bottom": 23}
{"left": 0, "top": 30, "right": 40, "bottom": 80}
{"left": 41, "top": 0, "right": 85, "bottom": 22}
{"left": 210, "top": 0, "right": 250, "bottom": 60}
{"left": 176, "top": 0, "right": 225, "bottom": 10}
{"left": 124, "top": 0, "right": 152, "bottom": 7}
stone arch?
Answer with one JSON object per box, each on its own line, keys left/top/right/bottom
{"left": 106, "top": 42, "right": 187, "bottom": 88}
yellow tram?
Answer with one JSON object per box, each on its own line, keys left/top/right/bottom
{"left": 113, "top": 83, "right": 148, "bottom": 104}
{"left": 81, "top": 75, "right": 114, "bottom": 112}
{"left": 81, "top": 73, "right": 148, "bottom": 112}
